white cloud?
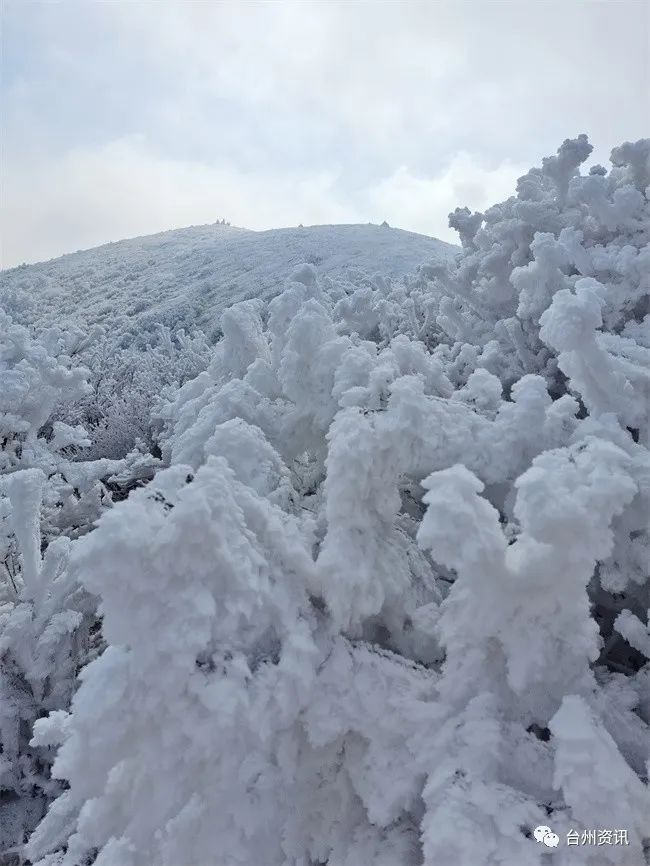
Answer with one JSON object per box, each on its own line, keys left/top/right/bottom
{"left": 1, "top": 136, "right": 358, "bottom": 266}
{"left": 96, "top": 0, "right": 647, "bottom": 166}
{"left": 2, "top": 0, "right": 647, "bottom": 263}
{"left": 2, "top": 135, "right": 533, "bottom": 266}
{"left": 366, "top": 154, "right": 529, "bottom": 242}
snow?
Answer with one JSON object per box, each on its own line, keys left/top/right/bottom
{"left": 1, "top": 137, "right": 649, "bottom": 865}
{"left": 1, "top": 223, "right": 455, "bottom": 344}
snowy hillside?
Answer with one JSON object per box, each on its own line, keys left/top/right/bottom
{"left": 1, "top": 223, "right": 455, "bottom": 343}
{"left": 1, "top": 136, "right": 649, "bottom": 866}
{"left": 1, "top": 223, "right": 454, "bottom": 460}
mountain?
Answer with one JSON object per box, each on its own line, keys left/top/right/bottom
{"left": 1, "top": 223, "right": 456, "bottom": 342}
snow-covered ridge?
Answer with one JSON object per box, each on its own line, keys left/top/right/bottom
{"left": 1, "top": 223, "right": 456, "bottom": 342}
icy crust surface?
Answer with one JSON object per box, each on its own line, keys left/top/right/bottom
{"left": 1, "top": 137, "right": 649, "bottom": 865}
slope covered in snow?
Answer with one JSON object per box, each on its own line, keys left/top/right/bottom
{"left": 1, "top": 223, "right": 455, "bottom": 343}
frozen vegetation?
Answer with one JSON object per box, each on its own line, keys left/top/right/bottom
{"left": 0, "top": 136, "right": 649, "bottom": 865}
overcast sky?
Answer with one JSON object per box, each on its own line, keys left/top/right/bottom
{"left": 1, "top": 0, "right": 648, "bottom": 267}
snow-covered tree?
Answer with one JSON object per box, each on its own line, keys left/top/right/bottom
{"left": 0, "top": 313, "right": 163, "bottom": 854}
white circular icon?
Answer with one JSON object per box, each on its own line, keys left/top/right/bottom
{"left": 534, "top": 825, "right": 560, "bottom": 848}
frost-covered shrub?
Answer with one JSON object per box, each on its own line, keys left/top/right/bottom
{"left": 0, "top": 470, "right": 99, "bottom": 855}
{"left": 61, "top": 324, "right": 212, "bottom": 460}
{"left": 0, "top": 315, "right": 90, "bottom": 851}
{"left": 0, "top": 310, "right": 123, "bottom": 544}
{"left": 0, "top": 313, "right": 161, "bottom": 855}
{"left": 13, "top": 137, "right": 650, "bottom": 865}
{"left": 0, "top": 310, "right": 92, "bottom": 476}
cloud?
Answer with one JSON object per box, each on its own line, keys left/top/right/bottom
{"left": 1, "top": 136, "right": 358, "bottom": 266}
{"left": 366, "top": 154, "right": 529, "bottom": 241}
{"left": 2, "top": 134, "right": 531, "bottom": 266}
{"left": 2, "top": 0, "right": 647, "bottom": 263}
{"left": 94, "top": 0, "right": 647, "bottom": 169}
